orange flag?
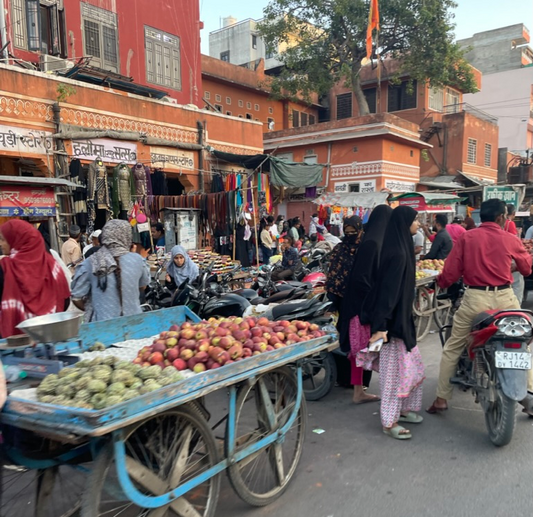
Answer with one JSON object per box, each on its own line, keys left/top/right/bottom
{"left": 366, "top": 0, "right": 380, "bottom": 59}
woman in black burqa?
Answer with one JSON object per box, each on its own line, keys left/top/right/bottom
{"left": 340, "top": 204, "right": 392, "bottom": 404}
{"left": 362, "top": 206, "right": 426, "bottom": 440}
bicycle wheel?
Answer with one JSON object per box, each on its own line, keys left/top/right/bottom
{"left": 226, "top": 367, "right": 306, "bottom": 506}
{"left": 81, "top": 405, "right": 220, "bottom": 517}
{"left": 413, "top": 286, "right": 432, "bottom": 341}
{"left": 433, "top": 284, "right": 453, "bottom": 329}
{"left": 301, "top": 351, "right": 337, "bottom": 401}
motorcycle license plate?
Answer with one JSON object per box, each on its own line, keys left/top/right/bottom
{"left": 495, "top": 351, "right": 532, "bottom": 370}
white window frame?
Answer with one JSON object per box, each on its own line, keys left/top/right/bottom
{"left": 484, "top": 143, "right": 492, "bottom": 167}
{"left": 226, "top": 96, "right": 231, "bottom": 105}
{"left": 428, "top": 87, "right": 443, "bottom": 111}
{"left": 238, "top": 100, "right": 243, "bottom": 107}
{"left": 215, "top": 94, "right": 221, "bottom": 102}
{"left": 246, "top": 101, "right": 252, "bottom": 109}
{"left": 82, "top": 3, "right": 119, "bottom": 72}
{"left": 446, "top": 88, "right": 460, "bottom": 108}
{"left": 204, "top": 91, "right": 210, "bottom": 100}
{"left": 467, "top": 138, "right": 477, "bottom": 164}
{"left": 254, "top": 103, "right": 260, "bottom": 111}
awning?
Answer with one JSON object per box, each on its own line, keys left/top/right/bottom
{"left": 389, "top": 192, "right": 464, "bottom": 204}
{"left": 0, "top": 175, "right": 79, "bottom": 188}
{"left": 312, "top": 191, "right": 389, "bottom": 208}
{"left": 418, "top": 175, "right": 465, "bottom": 190}
{"left": 210, "top": 150, "right": 324, "bottom": 188}
{"left": 457, "top": 170, "right": 495, "bottom": 186}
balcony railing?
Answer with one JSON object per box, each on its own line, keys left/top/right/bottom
{"left": 443, "top": 103, "right": 498, "bottom": 125}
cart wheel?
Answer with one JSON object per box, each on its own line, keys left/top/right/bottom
{"left": 226, "top": 367, "right": 306, "bottom": 506}
{"left": 432, "top": 284, "right": 452, "bottom": 329}
{"left": 1, "top": 463, "right": 86, "bottom": 517}
{"left": 413, "top": 286, "right": 432, "bottom": 342}
{"left": 301, "top": 351, "right": 337, "bottom": 401}
{"left": 81, "top": 406, "right": 220, "bottom": 517}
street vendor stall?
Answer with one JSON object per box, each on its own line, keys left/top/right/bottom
{"left": 0, "top": 307, "right": 335, "bottom": 516}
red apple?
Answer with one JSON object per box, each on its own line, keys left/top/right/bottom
{"left": 195, "top": 351, "right": 209, "bottom": 363}
{"left": 274, "top": 343, "right": 285, "bottom": 349}
{"left": 215, "top": 326, "right": 229, "bottom": 337}
{"left": 276, "top": 332, "right": 286, "bottom": 341}
{"left": 166, "top": 337, "right": 178, "bottom": 347}
{"left": 180, "top": 349, "right": 194, "bottom": 360}
{"left": 169, "top": 324, "right": 180, "bottom": 332}
{"left": 165, "top": 348, "right": 180, "bottom": 362}
{"left": 228, "top": 344, "right": 243, "bottom": 359}
{"left": 195, "top": 330, "right": 208, "bottom": 340}
{"left": 309, "top": 323, "right": 319, "bottom": 332}
{"left": 181, "top": 322, "right": 192, "bottom": 329}
{"left": 187, "top": 358, "right": 198, "bottom": 370}
{"left": 257, "top": 317, "right": 269, "bottom": 326}
{"left": 269, "top": 336, "right": 280, "bottom": 346}
{"left": 251, "top": 328, "right": 263, "bottom": 338}
{"left": 243, "top": 339, "right": 254, "bottom": 349}
{"left": 287, "top": 325, "right": 298, "bottom": 334}
{"left": 209, "top": 362, "right": 221, "bottom": 369}
{"left": 273, "top": 325, "right": 285, "bottom": 333}
{"left": 279, "top": 320, "right": 290, "bottom": 328}
{"left": 242, "top": 347, "right": 253, "bottom": 357}
{"left": 219, "top": 336, "right": 234, "bottom": 350}
{"left": 149, "top": 352, "right": 164, "bottom": 364}
{"left": 180, "top": 329, "right": 195, "bottom": 340}
{"left": 265, "top": 345, "right": 274, "bottom": 351}
{"left": 232, "top": 329, "right": 246, "bottom": 342}
{"left": 133, "top": 357, "right": 142, "bottom": 364}
{"left": 246, "top": 317, "right": 257, "bottom": 328}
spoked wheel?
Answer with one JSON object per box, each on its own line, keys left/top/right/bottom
{"left": 1, "top": 464, "right": 86, "bottom": 517}
{"left": 226, "top": 367, "right": 306, "bottom": 506}
{"left": 483, "top": 367, "right": 517, "bottom": 447}
{"left": 413, "top": 286, "right": 432, "bottom": 341}
{"left": 81, "top": 406, "right": 220, "bottom": 517}
{"left": 433, "top": 284, "right": 453, "bottom": 329}
{"left": 301, "top": 351, "right": 337, "bottom": 401}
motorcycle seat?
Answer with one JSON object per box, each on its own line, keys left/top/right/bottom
{"left": 471, "top": 311, "right": 494, "bottom": 330}
{"left": 271, "top": 299, "right": 314, "bottom": 320}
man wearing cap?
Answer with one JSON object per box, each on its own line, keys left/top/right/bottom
{"left": 83, "top": 229, "right": 102, "bottom": 258}
{"left": 61, "top": 225, "right": 82, "bottom": 271}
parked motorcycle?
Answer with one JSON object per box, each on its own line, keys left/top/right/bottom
{"left": 440, "top": 308, "right": 533, "bottom": 446}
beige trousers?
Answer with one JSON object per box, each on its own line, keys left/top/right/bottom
{"left": 436, "top": 287, "right": 533, "bottom": 400}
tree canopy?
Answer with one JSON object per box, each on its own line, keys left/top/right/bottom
{"left": 258, "top": 0, "right": 478, "bottom": 115}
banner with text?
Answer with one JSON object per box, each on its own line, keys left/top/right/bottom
{"left": 71, "top": 139, "right": 137, "bottom": 164}
{"left": 150, "top": 147, "right": 195, "bottom": 170}
{"left": 0, "top": 124, "right": 53, "bottom": 155}
{"left": 0, "top": 186, "right": 56, "bottom": 217}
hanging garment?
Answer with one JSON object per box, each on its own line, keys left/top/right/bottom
{"left": 133, "top": 163, "right": 148, "bottom": 199}
{"left": 70, "top": 159, "right": 88, "bottom": 228}
{"left": 112, "top": 163, "right": 134, "bottom": 217}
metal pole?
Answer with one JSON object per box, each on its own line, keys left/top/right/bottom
{"left": 0, "top": 0, "right": 9, "bottom": 61}
{"left": 250, "top": 179, "right": 260, "bottom": 267}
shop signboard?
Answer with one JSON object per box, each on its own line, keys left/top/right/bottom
{"left": 398, "top": 196, "right": 452, "bottom": 213}
{"left": 0, "top": 185, "right": 56, "bottom": 216}
{"left": 0, "top": 124, "right": 53, "bottom": 155}
{"left": 71, "top": 139, "right": 137, "bottom": 164}
{"left": 483, "top": 186, "right": 519, "bottom": 210}
{"left": 334, "top": 180, "right": 376, "bottom": 193}
{"left": 150, "top": 147, "right": 195, "bottom": 170}
{"left": 384, "top": 180, "right": 416, "bottom": 192}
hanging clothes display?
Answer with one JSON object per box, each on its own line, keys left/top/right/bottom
{"left": 112, "top": 163, "right": 135, "bottom": 219}
{"left": 151, "top": 169, "right": 168, "bottom": 196}
{"left": 87, "top": 158, "right": 111, "bottom": 233}
{"left": 69, "top": 159, "right": 88, "bottom": 229}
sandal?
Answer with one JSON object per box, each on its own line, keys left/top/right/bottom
{"left": 353, "top": 394, "right": 380, "bottom": 405}
{"left": 399, "top": 412, "right": 424, "bottom": 424}
{"left": 383, "top": 425, "right": 412, "bottom": 440}
{"left": 426, "top": 402, "right": 448, "bottom": 414}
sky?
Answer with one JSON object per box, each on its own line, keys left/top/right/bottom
{"left": 199, "top": 0, "right": 533, "bottom": 54}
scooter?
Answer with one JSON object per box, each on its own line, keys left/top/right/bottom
{"left": 440, "top": 308, "right": 533, "bottom": 446}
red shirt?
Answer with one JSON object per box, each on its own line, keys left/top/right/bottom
{"left": 446, "top": 223, "right": 467, "bottom": 244}
{"left": 504, "top": 219, "right": 518, "bottom": 236}
{"left": 437, "top": 222, "right": 532, "bottom": 288}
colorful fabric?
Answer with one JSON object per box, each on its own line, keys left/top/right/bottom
{"left": 349, "top": 316, "right": 371, "bottom": 357}
{"left": 90, "top": 219, "right": 132, "bottom": 279}
{"left": 379, "top": 338, "right": 424, "bottom": 428}
{"left": 0, "top": 220, "right": 70, "bottom": 337}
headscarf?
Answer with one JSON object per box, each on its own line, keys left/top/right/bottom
{"left": 464, "top": 216, "right": 476, "bottom": 230}
{"left": 325, "top": 215, "right": 363, "bottom": 299}
{"left": 89, "top": 219, "right": 132, "bottom": 281}
{"left": 166, "top": 245, "right": 199, "bottom": 286}
{"left": 0, "top": 220, "right": 70, "bottom": 337}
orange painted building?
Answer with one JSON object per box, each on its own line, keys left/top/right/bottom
{"left": 263, "top": 113, "right": 430, "bottom": 221}
{"left": 201, "top": 55, "right": 319, "bottom": 133}
{"left": 326, "top": 63, "right": 499, "bottom": 184}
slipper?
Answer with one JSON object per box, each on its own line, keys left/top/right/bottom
{"left": 426, "top": 403, "right": 448, "bottom": 414}
{"left": 399, "top": 412, "right": 424, "bottom": 424}
{"left": 383, "top": 425, "right": 412, "bottom": 440}
{"left": 353, "top": 395, "right": 380, "bottom": 405}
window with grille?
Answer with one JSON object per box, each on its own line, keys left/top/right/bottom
{"left": 220, "top": 50, "right": 230, "bottom": 62}
{"left": 428, "top": 87, "right": 443, "bottom": 111}
{"left": 215, "top": 94, "right": 221, "bottom": 102}
{"left": 301, "top": 112, "right": 308, "bottom": 126}
{"left": 388, "top": 80, "right": 417, "bottom": 111}
{"left": 82, "top": 4, "right": 119, "bottom": 72}
{"left": 446, "top": 88, "right": 460, "bottom": 108}
{"left": 205, "top": 91, "right": 210, "bottom": 99}
{"left": 145, "top": 26, "right": 181, "bottom": 90}
{"left": 247, "top": 102, "right": 252, "bottom": 109}
{"left": 11, "top": 0, "right": 26, "bottom": 48}
{"left": 292, "top": 110, "right": 300, "bottom": 128}
{"left": 226, "top": 97, "right": 231, "bottom": 105}
{"left": 364, "top": 88, "right": 377, "bottom": 114}
{"left": 336, "top": 93, "right": 353, "bottom": 119}
{"left": 238, "top": 100, "right": 243, "bottom": 107}
{"left": 467, "top": 138, "right": 477, "bottom": 164}
{"left": 254, "top": 104, "right": 259, "bottom": 111}
{"left": 309, "top": 114, "right": 316, "bottom": 125}
{"left": 484, "top": 143, "right": 492, "bottom": 167}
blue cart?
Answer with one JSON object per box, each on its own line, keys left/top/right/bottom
{"left": 0, "top": 306, "right": 334, "bottom": 516}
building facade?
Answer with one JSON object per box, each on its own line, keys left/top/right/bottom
{"left": 201, "top": 54, "right": 319, "bottom": 133}
{"left": 1, "top": 0, "right": 202, "bottom": 104}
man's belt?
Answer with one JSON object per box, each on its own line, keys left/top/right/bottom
{"left": 466, "top": 284, "right": 511, "bottom": 291}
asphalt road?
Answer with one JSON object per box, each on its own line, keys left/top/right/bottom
{"left": 215, "top": 329, "right": 533, "bottom": 517}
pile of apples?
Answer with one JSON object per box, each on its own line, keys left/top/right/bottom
{"left": 522, "top": 239, "right": 533, "bottom": 255}
{"left": 133, "top": 316, "right": 326, "bottom": 374}
{"left": 417, "top": 259, "right": 445, "bottom": 273}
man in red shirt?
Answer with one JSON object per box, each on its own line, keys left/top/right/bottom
{"left": 504, "top": 203, "right": 518, "bottom": 236}
{"left": 427, "top": 199, "right": 533, "bottom": 414}
{"left": 446, "top": 215, "right": 467, "bottom": 244}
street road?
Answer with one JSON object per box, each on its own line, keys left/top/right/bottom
{"left": 216, "top": 329, "right": 533, "bottom": 517}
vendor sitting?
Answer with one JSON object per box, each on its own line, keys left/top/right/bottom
{"left": 165, "top": 245, "right": 199, "bottom": 290}
{"left": 151, "top": 223, "right": 166, "bottom": 248}
{"left": 272, "top": 236, "right": 301, "bottom": 281}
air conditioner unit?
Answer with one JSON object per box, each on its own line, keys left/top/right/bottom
{"left": 39, "top": 55, "right": 74, "bottom": 73}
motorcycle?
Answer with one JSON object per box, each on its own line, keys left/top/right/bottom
{"left": 440, "top": 308, "right": 533, "bottom": 446}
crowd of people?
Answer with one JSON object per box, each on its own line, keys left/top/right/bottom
{"left": 326, "top": 199, "right": 533, "bottom": 440}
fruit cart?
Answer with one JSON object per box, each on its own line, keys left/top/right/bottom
{"left": 0, "top": 306, "right": 334, "bottom": 516}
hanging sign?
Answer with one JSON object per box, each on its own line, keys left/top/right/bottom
{"left": 334, "top": 180, "right": 376, "bottom": 193}
{"left": 398, "top": 196, "right": 452, "bottom": 213}
{"left": 150, "top": 147, "right": 195, "bottom": 170}
{"left": 71, "top": 139, "right": 137, "bottom": 164}
{"left": 483, "top": 186, "right": 519, "bottom": 210}
{"left": 0, "top": 124, "right": 53, "bottom": 155}
{"left": 0, "top": 185, "right": 56, "bottom": 216}
{"left": 384, "top": 180, "right": 416, "bottom": 192}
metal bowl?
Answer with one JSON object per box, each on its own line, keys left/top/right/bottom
{"left": 16, "top": 313, "right": 82, "bottom": 343}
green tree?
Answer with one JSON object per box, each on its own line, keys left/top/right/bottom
{"left": 259, "top": 0, "right": 477, "bottom": 115}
